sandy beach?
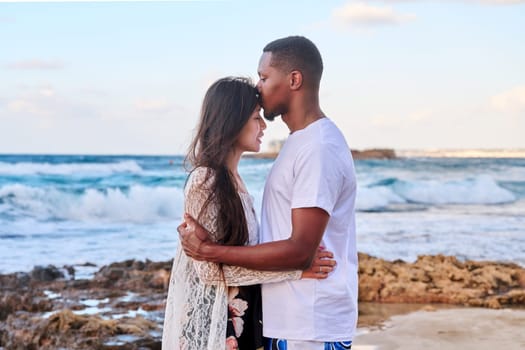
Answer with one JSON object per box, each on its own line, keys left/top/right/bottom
{"left": 354, "top": 304, "right": 525, "bottom": 350}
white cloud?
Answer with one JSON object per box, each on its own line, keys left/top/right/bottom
{"left": 38, "top": 87, "right": 56, "bottom": 97}
{"left": 134, "top": 98, "right": 172, "bottom": 114}
{"left": 332, "top": 2, "right": 416, "bottom": 27}
{"left": 6, "top": 60, "right": 65, "bottom": 70}
{"left": 4, "top": 85, "right": 98, "bottom": 125}
{"left": 8, "top": 99, "right": 41, "bottom": 115}
{"left": 490, "top": 85, "right": 525, "bottom": 113}
{"left": 372, "top": 109, "right": 433, "bottom": 125}
{"left": 407, "top": 109, "right": 433, "bottom": 122}
{"left": 371, "top": 115, "right": 397, "bottom": 127}
{"left": 7, "top": 86, "right": 57, "bottom": 116}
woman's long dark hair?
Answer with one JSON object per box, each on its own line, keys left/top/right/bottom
{"left": 185, "top": 77, "right": 259, "bottom": 246}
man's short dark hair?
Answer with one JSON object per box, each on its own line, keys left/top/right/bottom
{"left": 263, "top": 36, "right": 323, "bottom": 88}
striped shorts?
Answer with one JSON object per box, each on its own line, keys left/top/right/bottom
{"left": 265, "top": 338, "right": 352, "bottom": 350}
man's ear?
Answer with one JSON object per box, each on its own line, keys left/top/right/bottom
{"left": 289, "top": 70, "right": 303, "bottom": 91}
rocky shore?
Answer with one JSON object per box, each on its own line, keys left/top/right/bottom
{"left": 351, "top": 148, "right": 397, "bottom": 160}
{"left": 1, "top": 253, "right": 524, "bottom": 349}
{"left": 358, "top": 253, "right": 525, "bottom": 308}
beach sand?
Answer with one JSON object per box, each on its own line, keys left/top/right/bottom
{"left": 353, "top": 303, "right": 525, "bottom": 350}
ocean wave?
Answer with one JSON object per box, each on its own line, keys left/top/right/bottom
{"left": 0, "top": 161, "right": 143, "bottom": 176}
{"left": 0, "top": 184, "right": 183, "bottom": 223}
{"left": 0, "top": 174, "right": 518, "bottom": 221}
{"left": 392, "top": 175, "right": 516, "bottom": 205}
{"left": 357, "top": 175, "right": 516, "bottom": 210}
{"left": 356, "top": 185, "right": 406, "bottom": 211}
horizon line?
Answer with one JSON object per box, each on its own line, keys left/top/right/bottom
{"left": 2, "top": 148, "right": 525, "bottom": 158}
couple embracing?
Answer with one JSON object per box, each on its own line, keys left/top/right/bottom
{"left": 163, "top": 36, "right": 358, "bottom": 350}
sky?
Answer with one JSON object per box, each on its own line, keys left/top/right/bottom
{"left": 1, "top": 0, "right": 524, "bottom": 155}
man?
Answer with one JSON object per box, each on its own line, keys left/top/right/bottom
{"left": 180, "top": 36, "right": 357, "bottom": 350}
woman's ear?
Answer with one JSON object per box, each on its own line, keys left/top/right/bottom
{"left": 289, "top": 70, "right": 303, "bottom": 91}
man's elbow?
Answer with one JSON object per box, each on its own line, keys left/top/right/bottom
{"left": 284, "top": 239, "right": 316, "bottom": 269}
{"left": 293, "top": 251, "right": 315, "bottom": 270}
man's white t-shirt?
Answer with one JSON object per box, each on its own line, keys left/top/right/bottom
{"left": 260, "top": 117, "right": 358, "bottom": 341}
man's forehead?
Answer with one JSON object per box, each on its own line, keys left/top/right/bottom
{"left": 258, "top": 52, "right": 274, "bottom": 73}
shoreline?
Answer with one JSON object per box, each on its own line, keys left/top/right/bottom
{"left": 1, "top": 254, "right": 524, "bottom": 349}
{"left": 354, "top": 304, "right": 525, "bottom": 350}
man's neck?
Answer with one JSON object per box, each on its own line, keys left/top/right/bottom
{"left": 283, "top": 108, "right": 325, "bottom": 133}
{"left": 282, "top": 92, "right": 324, "bottom": 133}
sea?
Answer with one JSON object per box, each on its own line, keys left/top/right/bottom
{"left": 1, "top": 151, "right": 524, "bottom": 275}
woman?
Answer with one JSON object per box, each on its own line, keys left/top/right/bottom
{"left": 162, "top": 77, "right": 333, "bottom": 350}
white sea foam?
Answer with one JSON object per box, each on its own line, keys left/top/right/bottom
{"left": 392, "top": 175, "right": 516, "bottom": 205}
{"left": 356, "top": 185, "right": 406, "bottom": 211}
{"left": 355, "top": 175, "right": 516, "bottom": 211}
{"left": 0, "top": 174, "right": 516, "bottom": 224}
{"left": 65, "top": 186, "right": 183, "bottom": 222}
{"left": 0, "top": 184, "right": 184, "bottom": 223}
{"left": 0, "top": 161, "right": 142, "bottom": 175}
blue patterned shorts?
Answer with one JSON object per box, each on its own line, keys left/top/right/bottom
{"left": 265, "top": 338, "right": 352, "bottom": 350}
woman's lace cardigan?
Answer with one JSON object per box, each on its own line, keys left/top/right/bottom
{"left": 162, "top": 167, "right": 301, "bottom": 350}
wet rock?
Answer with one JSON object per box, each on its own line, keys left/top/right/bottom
{"left": 94, "top": 260, "right": 171, "bottom": 292}
{"left": 63, "top": 265, "right": 76, "bottom": 279}
{"left": 0, "top": 259, "right": 172, "bottom": 349}
{"left": 0, "top": 292, "right": 53, "bottom": 321}
{"left": 358, "top": 253, "right": 525, "bottom": 308}
{"left": 31, "top": 265, "right": 64, "bottom": 282}
{"left": 148, "top": 269, "right": 170, "bottom": 290}
{"left": 0, "top": 309, "right": 160, "bottom": 350}
{"left": 0, "top": 272, "right": 31, "bottom": 290}
{"left": 70, "top": 279, "right": 92, "bottom": 289}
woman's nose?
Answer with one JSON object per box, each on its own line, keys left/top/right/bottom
{"left": 260, "top": 118, "right": 267, "bottom": 130}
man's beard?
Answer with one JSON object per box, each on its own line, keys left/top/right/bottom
{"left": 263, "top": 111, "right": 279, "bottom": 121}
{"left": 263, "top": 107, "right": 283, "bottom": 122}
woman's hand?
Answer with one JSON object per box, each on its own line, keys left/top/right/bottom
{"left": 225, "top": 336, "right": 238, "bottom": 350}
{"left": 301, "top": 247, "right": 336, "bottom": 279}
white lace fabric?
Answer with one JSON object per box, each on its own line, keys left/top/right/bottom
{"left": 162, "top": 167, "right": 301, "bottom": 350}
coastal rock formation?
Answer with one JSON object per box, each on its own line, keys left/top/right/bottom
{"left": 358, "top": 253, "right": 525, "bottom": 308}
{"left": 94, "top": 259, "right": 171, "bottom": 291}
{"left": 1, "top": 309, "right": 159, "bottom": 350}
{"left": 1, "top": 254, "right": 524, "bottom": 348}
{"left": 0, "top": 260, "right": 171, "bottom": 349}
{"left": 351, "top": 148, "right": 397, "bottom": 160}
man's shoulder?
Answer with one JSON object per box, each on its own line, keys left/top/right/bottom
{"left": 281, "top": 119, "right": 350, "bottom": 162}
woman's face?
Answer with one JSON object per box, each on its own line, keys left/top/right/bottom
{"left": 234, "top": 105, "right": 267, "bottom": 153}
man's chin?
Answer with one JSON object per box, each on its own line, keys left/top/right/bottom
{"left": 263, "top": 112, "right": 280, "bottom": 122}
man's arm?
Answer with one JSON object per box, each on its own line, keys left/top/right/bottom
{"left": 179, "top": 207, "right": 330, "bottom": 271}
